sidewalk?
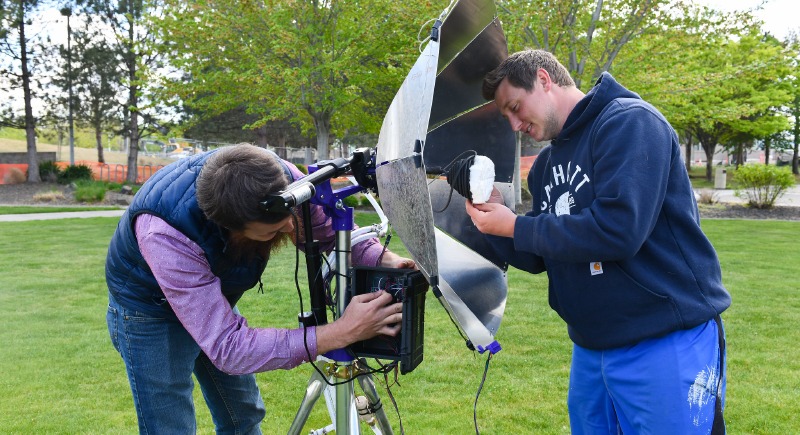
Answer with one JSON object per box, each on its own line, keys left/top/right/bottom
{"left": 0, "top": 209, "right": 126, "bottom": 222}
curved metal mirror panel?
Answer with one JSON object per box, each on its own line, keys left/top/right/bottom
{"left": 375, "top": 40, "right": 439, "bottom": 166}
{"left": 376, "top": 157, "right": 438, "bottom": 282}
{"left": 434, "top": 228, "right": 507, "bottom": 349}
{"left": 373, "top": 0, "right": 513, "bottom": 353}
{"left": 429, "top": 178, "right": 513, "bottom": 269}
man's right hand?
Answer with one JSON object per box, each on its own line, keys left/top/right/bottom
{"left": 315, "top": 291, "right": 402, "bottom": 355}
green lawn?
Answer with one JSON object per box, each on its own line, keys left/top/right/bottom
{"left": 0, "top": 214, "right": 797, "bottom": 433}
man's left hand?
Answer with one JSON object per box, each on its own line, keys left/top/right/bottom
{"left": 379, "top": 251, "right": 416, "bottom": 269}
{"left": 465, "top": 200, "right": 517, "bottom": 237}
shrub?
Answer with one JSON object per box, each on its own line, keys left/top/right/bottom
{"left": 58, "top": 164, "right": 94, "bottom": 184}
{"left": 3, "top": 167, "right": 26, "bottom": 184}
{"left": 733, "top": 164, "right": 795, "bottom": 209}
{"left": 361, "top": 194, "right": 378, "bottom": 208}
{"left": 39, "top": 161, "right": 61, "bottom": 182}
{"left": 697, "top": 189, "right": 718, "bottom": 205}
{"left": 33, "top": 190, "right": 66, "bottom": 202}
{"left": 73, "top": 180, "right": 106, "bottom": 203}
{"left": 342, "top": 195, "right": 360, "bottom": 208}
{"left": 294, "top": 163, "right": 308, "bottom": 175}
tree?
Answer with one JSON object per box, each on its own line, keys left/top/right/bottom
{"left": 153, "top": 0, "right": 441, "bottom": 161}
{"left": 46, "top": 9, "right": 124, "bottom": 165}
{"left": 89, "top": 0, "right": 162, "bottom": 182}
{"left": 613, "top": 4, "right": 791, "bottom": 180}
{"left": 74, "top": 36, "right": 123, "bottom": 164}
{"left": 0, "top": 0, "right": 44, "bottom": 182}
{"left": 498, "top": 0, "right": 673, "bottom": 90}
{"left": 181, "top": 105, "right": 309, "bottom": 151}
{"left": 787, "top": 32, "right": 800, "bottom": 175}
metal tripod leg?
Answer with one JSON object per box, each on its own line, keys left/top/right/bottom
{"left": 288, "top": 359, "right": 394, "bottom": 435}
{"left": 288, "top": 361, "right": 330, "bottom": 434}
{"left": 358, "top": 372, "right": 394, "bottom": 435}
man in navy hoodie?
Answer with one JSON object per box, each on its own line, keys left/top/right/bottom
{"left": 466, "top": 50, "right": 731, "bottom": 434}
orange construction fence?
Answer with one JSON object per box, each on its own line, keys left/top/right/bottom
{"left": 0, "top": 161, "right": 165, "bottom": 185}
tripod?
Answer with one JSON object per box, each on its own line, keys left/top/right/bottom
{"left": 289, "top": 216, "right": 395, "bottom": 435}
{"left": 263, "top": 153, "right": 396, "bottom": 434}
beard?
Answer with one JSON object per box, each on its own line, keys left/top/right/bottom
{"left": 226, "top": 231, "right": 291, "bottom": 263}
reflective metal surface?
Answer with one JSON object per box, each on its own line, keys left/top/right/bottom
{"left": 438, "top": 0, "right": 497, "bottom": 71}
{"left": 429, "top": 178, "right": 514, "bottom": 269}
{"left": 430, "top": 18, "right": 509, "bottom": 129}
{"left": 373, "top": 0, "right": 513, "bottom": 352}
{"left": 376, "top": 156, "right": 438, "bottom": 281}
{"left": 434, "top": 228, "right": 507, "bottom": 349}
{"left": 375, "top": 40, "right": 439, "bottom": 165}
{"left": 424, "top": 102, "right": 516, "bottom": 182}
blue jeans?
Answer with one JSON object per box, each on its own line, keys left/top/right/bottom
{"left": 107, "top": 294, "right": 265, "bottom": 434}
{"left": 568, "top": 318, "right": 726, "bottom": 434}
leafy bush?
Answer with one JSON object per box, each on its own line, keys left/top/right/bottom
{"left": 73, "top": 180, "right": 106, "bottom": 203}
{"left": 733, "top": 164, "right": 795, "bottom": 209}
{"left": 342, "top": 195, "right": 360, "bottom": 208}
{"left": 58, "top": 164, "right": 94, "bottom": 183}
{"left": 38, "top": 161, "right": 61, "bottom": 182}
{"left": 361, "top": 194, "right": 378, "bottom": 208}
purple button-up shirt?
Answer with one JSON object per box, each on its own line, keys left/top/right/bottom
{"left": 135, "top": 170, "right": 384, "bottom": 375}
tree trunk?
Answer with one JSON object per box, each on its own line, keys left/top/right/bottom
{"left": 255, "top": 126, "right": 268, "bottom": 147}
{"left": 125, "top": 19, "right": 139, "bottom": 184}
{"left": 314, "top": 115, "right": 331, "bottom": 161}
{"left": 95, "top": 125, "right": 105, "bottom": 164}
{"left": 127, "top": 98, "right": 139, "bottom": 183}
{"left": 684, "top": 132, "right": 693, "bottom": 173}
{"left": 763, "top": 137, "right": 771, "bottom": 166}
{"left": 19, "top": 6, "right": 40, "bottom": 183}
{"left": 734, "top": 145, "right": 745, "bottom": 168}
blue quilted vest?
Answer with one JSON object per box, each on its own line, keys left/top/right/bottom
{"left": 105, "top": 149, "right": 292, "bottom": 319}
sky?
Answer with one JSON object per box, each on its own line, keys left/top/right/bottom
{"left": 33, "top": 1, "right": 800, "bottom": 51}
{"left": 694, "top": 0, "right": 800, "bottom": 40}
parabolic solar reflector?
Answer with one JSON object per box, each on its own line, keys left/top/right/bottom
{"left": 376, "top": 0, "right": 516, "bottom": 353}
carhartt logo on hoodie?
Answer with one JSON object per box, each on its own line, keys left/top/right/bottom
{"left": 541, "top": 161, "right": 590, "bottom": 214}
{"left": 590, "top": 262, "right": 603, "bottom": 275}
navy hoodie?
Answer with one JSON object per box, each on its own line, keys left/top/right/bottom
{"left": 490, "top": 73, "right": 730, "bottom": 349}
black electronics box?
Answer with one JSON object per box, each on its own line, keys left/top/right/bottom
{"left": 347, "top": 266, "right": 428, "bottom": 374}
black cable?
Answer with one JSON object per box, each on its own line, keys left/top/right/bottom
{"left": 433, "top": 150, "right": 477, "bottom": 213}
{"left": 293, "top": 212, "right": 404, "bottom": 387}
{"left": 474, "top": 352, "right": 493, "bottom": 435}
{"left": 375, "top": 232, "right": 392, "bottom": 266}
{"left": 383, "top": 364, "right": 406, "bottom": 435}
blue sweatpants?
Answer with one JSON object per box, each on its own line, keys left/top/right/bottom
{"left": 568, "top": 318, "right": 725, "bottom": 434}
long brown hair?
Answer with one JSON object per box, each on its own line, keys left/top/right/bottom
{"left": 197, "top": 144, "right": 293, "bottom": 261}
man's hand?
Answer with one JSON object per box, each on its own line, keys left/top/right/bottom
{"left": 315, "top": 291, "right": 402, "bottom": 355}
{"left": 465, "top": 199, "right": 517, "bottom": 237}
{"left": 379, "top": 251, "right": 416, "bottom": 270}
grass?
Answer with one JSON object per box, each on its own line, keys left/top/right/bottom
{"left": 0, "top": 214, "right": 798, "bottom": 433}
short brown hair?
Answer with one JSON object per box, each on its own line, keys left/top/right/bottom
{"left": 482, "top": 49, "right": 575, "bottom": 100}
{"left": 196, "top": 144, "right": 291, "bottom": 231}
